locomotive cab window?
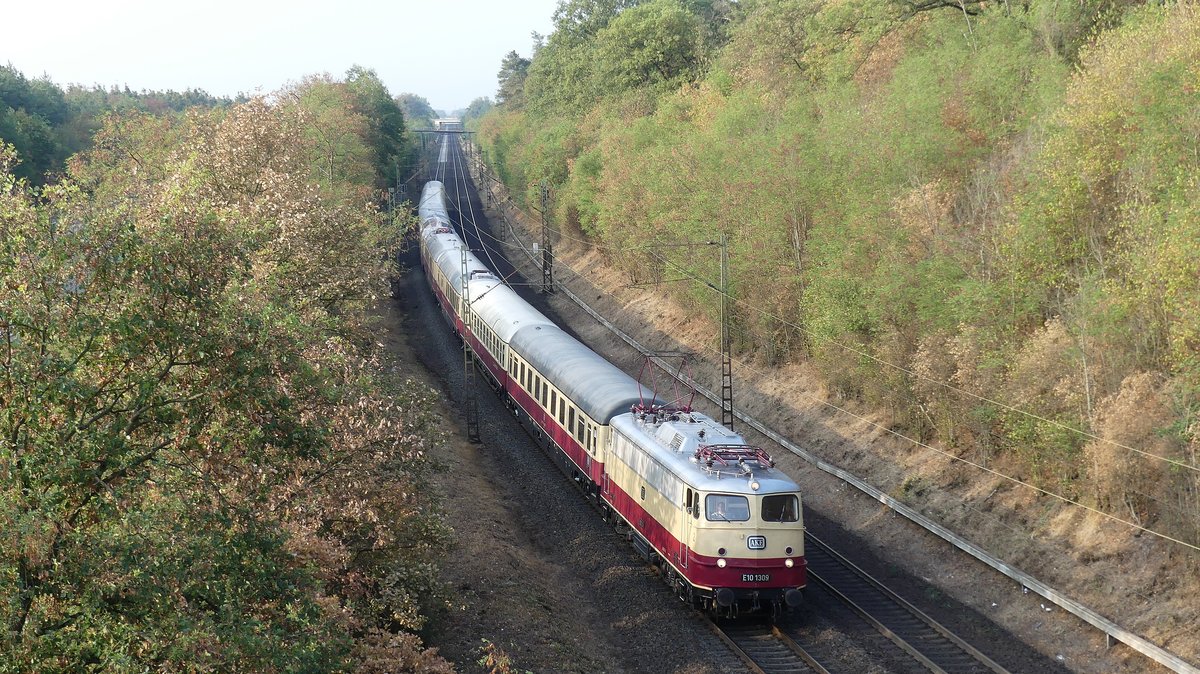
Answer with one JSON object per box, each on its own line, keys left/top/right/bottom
{"left": 761, "top": 494, "right": 799, "bottom": 522}
{"left": 706, "top": 494, "right": 749, "bottom": 522}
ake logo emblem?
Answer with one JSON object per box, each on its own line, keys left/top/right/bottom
{"left": 747, "top": 535, "right": 766, "bottom": 550}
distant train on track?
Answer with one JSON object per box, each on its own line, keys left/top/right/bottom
{"left": 417, "top": 176, "right": 807, "bottom": 617}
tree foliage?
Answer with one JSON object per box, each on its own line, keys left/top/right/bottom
{"left": 0, "top": 65, "right": 238, "bottom": 185}
{"left": 395, "top": 93, "right": 437, "bottom": 129}
{"left": 496, "top": 51, "right": 531, "bottom": 108}
{"left": 593, "top": 0, "right": 706, "bottom": 93}
{"left": 478, "top": 0, "right": 1200, "bottom": 545}
{"left": 1, "top": 88, "right": 450, "bottom": 670}
{"left": 346, "top": 66, "right": 412, "bottom": 188}
{"left": 463, "top": 97, "right": 494, "bottom": 127}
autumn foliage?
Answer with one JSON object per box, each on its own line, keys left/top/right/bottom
{"left": 1, "top": 79, "right": 450, "bottom": 670}
{"left": 479, "top": 0, "right": 1200, "bottom": 550}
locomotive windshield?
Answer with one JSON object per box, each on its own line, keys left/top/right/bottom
{"left": 761, "top": 494, "right": 799, "bottom": 522}
{"left": 706, "top": 494, "right": 750, "bottom": 521}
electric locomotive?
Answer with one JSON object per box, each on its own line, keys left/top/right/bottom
{"left": 606, "top": 405, "right": 805, "bottom": 616}
{"left": 416, "top": 177, "right": 807, "bottom": 616}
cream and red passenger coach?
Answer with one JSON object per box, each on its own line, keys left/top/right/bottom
{"left": 417, "top": 179, "right": 806, "bottom": 615}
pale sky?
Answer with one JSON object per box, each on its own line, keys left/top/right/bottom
{"left": 4, "top": 0, "right": 559, "bottom": 113}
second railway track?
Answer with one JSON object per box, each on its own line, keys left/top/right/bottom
{"left": 803, "top": 531, "right": 1009, "bottom": 674}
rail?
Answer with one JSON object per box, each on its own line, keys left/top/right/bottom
{"left": 468, "top": 151, "right": 1200, "bottom": 674}
{"left": 805, "top": 532, "right": 1008, "bottom": 673}
{"left": 710, "top": 619, "right": 830, "bottom": 674}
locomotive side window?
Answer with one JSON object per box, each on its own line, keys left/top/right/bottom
{"left": 761, "top": 494, "right": 799, "bottom": 522}
{"left": 706, "top": 494, "right": 750, "bottom": 522}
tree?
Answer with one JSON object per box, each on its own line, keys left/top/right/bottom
{"left": 1, "top": 95, "right": 450, "bottom": 670}
{"left": 0, "top": 66, "right": 69, "bottom": 182}
{"left": 345, "top": 66, "right": 411, "bottom": 188}
{"left": 594, "top": 0, "right": 705, "bottom": 92}
{"left": 395, "top": 93, "right": 437, "bottom": 129}
{"left": 496, "top": 51, "right": 530, "bottom": 107}
{"left": 463, "top": 96, "right": 494, "bottom": 125}
{"left": 552, "top": 0, "right": 642, "bottom": 40}
{"left": 283, "top": 74, "right": 375, "bottom": 194}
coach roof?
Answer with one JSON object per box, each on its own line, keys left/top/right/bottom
{"left": 510, "top": 323, "right": 659, "bottom": 423}
{"left": 472, "top": 281, "right": 555, "bottom": 342}
{"left": 418, "top": 181, "right": 449, "bottom": 225}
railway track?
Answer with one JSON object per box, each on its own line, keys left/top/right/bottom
{"left": 712, "top": 621, "right": 831, "bottom": 674}
{"left": 803, "top": 532, "right": 1009, "bottom": 674}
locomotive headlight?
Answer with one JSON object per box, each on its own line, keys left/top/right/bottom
{"left": 749, "top": 479, "right": 760, "bottom": 491}
{"left": 717, "top": 558, "right": 727, "bottom": 568}
{"left": 785, "top": 558, "right": 795, "bottom": 568}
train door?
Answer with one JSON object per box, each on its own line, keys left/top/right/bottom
{"left": 681, "top": 488, "right": 698, "bottom": 569}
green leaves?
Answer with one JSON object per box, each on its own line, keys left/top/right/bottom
{"left": 477, "top": 0, "right": 1200, "bottom": 542}
{"left": 1, "top": 93, "right": 447, "bottom": 670}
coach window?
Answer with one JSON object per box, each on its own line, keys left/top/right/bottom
{"left": 706, "top": 494, "right": 750, "bottom": 522}
{"left": 761, "top": 494, "right": 799, "bottom": 522}
{"left": 568, "top": 407, "right": 576, "bottom": 439}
